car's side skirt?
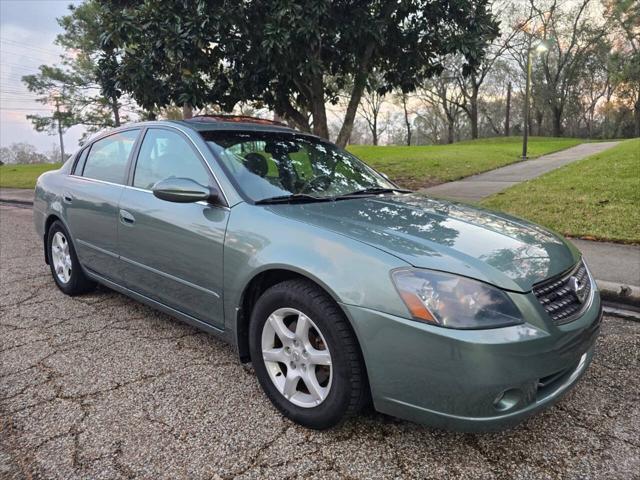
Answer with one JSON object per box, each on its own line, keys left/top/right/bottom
{"left": 84, "top": 269, "right": 230, "bottom": 343}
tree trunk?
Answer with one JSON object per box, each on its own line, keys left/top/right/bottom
{"left": 469, "top": 85, "right": 479, "bottom": 139}
{"left": 310, "top": 73, "right": 329, "bottom": 139}
{"left": 276, "top": 99, "right": 311, "bottom": 132}
{"left": 402, "top": 94, "right": 412, "bottom": 146}
{"left": 551, "top": 106, "right": 563, "bottom": 136}
{"left": 504, "top": 82, "right": 511, "bottom": 136}
{"left": 535, "top": 110, "right": 544, "bottom": 136}
{"left": 111, "top": 95, "right": 121, "bottom": 127}
{"left": 371, "top": 115, "right": 378, "bottom": 146}
{"left": 336, "top": 43, "right": 375, "bottom": 148}
{"left": 447, "top": 118, "right": 454, "bottom": 144}
{"left": 182, "top": 104, "right": 193, "bottom": 119}
{"left": 634, "top": 98, "right": 640, "bottom": 138}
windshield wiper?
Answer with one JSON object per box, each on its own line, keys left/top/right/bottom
{"left": 254, "top": 193, "right": 331, "bottom": 205}
{"left": 337, "top": 187, "right": 412, "bottom": 198}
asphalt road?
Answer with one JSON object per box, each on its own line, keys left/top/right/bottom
{"left": 1, "top": 204, "right": 639, "bottom": 480}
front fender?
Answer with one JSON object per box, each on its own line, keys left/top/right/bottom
{"left": 222, "top": 202, "right": 411, "bottom": 342}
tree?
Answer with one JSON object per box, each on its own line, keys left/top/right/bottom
{"left": 98, "top": 0, "right": 499, "bottom": 147}
{"left": 0, "top": 143, "right": 49, "bottom": 165}
{"left": 527, "top": 0, "right": 607, "bottom": 136}
{"left": 97, "top": 0, "right": 229, "bottom": 118}
{"left": 57, "top": 0, "right": 130, "bottom": 127}
{"left": 358, "top": 73, "right": 387, "bottom": 146}
{"left": 606, "top": 0, "right": 640, "bottom": 137}
{"left": 453, "top": 13, "right": 525, "bottom": 139}
{"left": 394, "top": 92, "right": 414, "bottom": 146}
{"left": 21, "top": 1, "right": 133, "bottom": 157}
{"left": 419, "top": 71, "right": 465, "bottom": 144}
{"left": 22, "top": 63, "right": 119, "bottom": 159}
{"left": 575, "top": 40, "right": 612, "bottom": 138}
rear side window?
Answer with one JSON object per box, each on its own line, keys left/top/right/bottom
{"left": 82, "top": 130, "right": 139, "bottom": 184}
{"left": 133, "top": 129, "right": 210, "bottom": 190}
{"left": 73, "top": 148, "right": 89, "bottom": 175}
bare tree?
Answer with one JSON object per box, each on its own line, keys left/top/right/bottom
{"left": 419, "top": 72, "right": 465, "bottom": 144}
{"left": 358, "top": 75, "right": 387, "bottom": 146}
{"left": 393, "top": 91, "right": 414, "bottom": 146}
{"left": 528, "top": 0, "right": 607, "bottom": 136}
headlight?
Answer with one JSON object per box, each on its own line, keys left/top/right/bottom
{"left": 391, "top": 268, "right": 524, "bottom": 329}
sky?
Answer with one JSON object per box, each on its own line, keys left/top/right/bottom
{"left": 0, "top": 0, "right": 85, "bottom": 155}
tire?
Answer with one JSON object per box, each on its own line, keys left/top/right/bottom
{"left": 47, "top": 220, "right": 96, "bottom": 295}
{"left": 249, "top": 279, "right": 368, "bottom": 429}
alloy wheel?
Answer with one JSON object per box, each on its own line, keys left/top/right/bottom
{"left": 261, "top": 307, "right": 332, "bottom": 408}
{"left": 51, "top": 231, "right": 72, "bottom": 284}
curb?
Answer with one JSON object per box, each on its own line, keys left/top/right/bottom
{"left": 0, "top": 198, "right": 34, "bottom": 206}
{"left": 597, "top": 280, "right": 640, "bottom": 308}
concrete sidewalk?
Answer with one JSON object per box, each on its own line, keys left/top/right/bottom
{"left": 422, "top": 141, "right": 620, "bottom": 202}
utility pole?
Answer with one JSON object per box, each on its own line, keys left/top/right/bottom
{"left": 54, "top": 96, "right": 65, "bottom": 163}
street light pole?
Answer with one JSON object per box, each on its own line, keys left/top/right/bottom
{"left": 521, "top": 40, "right": 548, "bottom": 160}
{"left": 522, "top": 48, "right": 532, "bottom": 160}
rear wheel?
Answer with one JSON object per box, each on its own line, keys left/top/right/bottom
{"left": 249, "top": 279, "right": 368, "bottom": 429}
{"left": 47, "top": 220, "right": 96, "bottom": 295}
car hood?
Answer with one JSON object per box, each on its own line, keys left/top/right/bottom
{"left": 266, "top": 194, "right": 580, "bottom": 292}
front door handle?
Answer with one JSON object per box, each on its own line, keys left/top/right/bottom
{"left": 119, "top": 209, "right": 135, "bottom": 225}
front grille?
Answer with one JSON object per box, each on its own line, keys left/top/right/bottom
{"left": 533, "top": 260, "right": 592, "bottom": 325}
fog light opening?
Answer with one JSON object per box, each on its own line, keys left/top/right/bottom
{"left": 493, "top": 388, "right": 522, "bottom": 412}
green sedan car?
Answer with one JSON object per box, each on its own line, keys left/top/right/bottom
{"left": 33, "top": 116, "right": 601, "bottom": 431}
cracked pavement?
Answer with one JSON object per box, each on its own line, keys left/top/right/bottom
{"left": 1, "top": 204, "right": 639, "bottom": 479}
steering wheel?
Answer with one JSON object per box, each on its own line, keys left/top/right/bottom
{"left": 299, "top": 174, "right": 332, "bottom": 194}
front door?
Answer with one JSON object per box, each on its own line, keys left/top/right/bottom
{"left": 117, "top": 127, "right": 228, "bottom": 328}
{"left": 65, "top": 129, "right": 140, "bottom": 281}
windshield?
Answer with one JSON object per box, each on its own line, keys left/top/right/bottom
{"left": 201, "top": 131, "right": 396, "bottom": 202}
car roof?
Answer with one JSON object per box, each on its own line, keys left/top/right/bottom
{"left": 83, "top": 118, "right": 313, "bottom": 147}
{"left": 170, "top": 117, "right": 298, "bottom": 134}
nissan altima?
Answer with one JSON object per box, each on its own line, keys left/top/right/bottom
{"left": 33, "top": 116, "right": 601, "bottom": 430}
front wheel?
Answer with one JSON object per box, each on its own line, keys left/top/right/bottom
{"left": 47, "top": 220, "right": 96, "bottom": 295}
{"left": 249, "top": 279, "right": 368, "bottom": 429}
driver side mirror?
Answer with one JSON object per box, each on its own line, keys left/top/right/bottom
{"left": 152, "top": 177, "right": 219, "bottom": 204}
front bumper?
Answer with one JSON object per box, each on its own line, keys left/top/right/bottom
{"left": 342, "top": 291, "right": 602, "bottom": 431}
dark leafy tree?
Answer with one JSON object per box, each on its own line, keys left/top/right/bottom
{"left": 97, "top": 0, "right": 498, "bottom": 146}
{"left": 222, "top": 0, "right": 499, "bottom": 146}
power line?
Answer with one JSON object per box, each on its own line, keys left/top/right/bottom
{"left": 0, "top": 38, "right": 63, "bottom": 56}
{"left": 0, "top": 107, "right": 53, "bottom": 111}
{"left": 0, "top": 49, "right": 58, "bottom": 64}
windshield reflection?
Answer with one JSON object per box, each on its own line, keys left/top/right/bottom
{"left": 201, "top": 131, "right": 395, "bottom": 202}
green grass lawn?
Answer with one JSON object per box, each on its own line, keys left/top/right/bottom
{"left": 348, "top": 136, "right": 584, "bottom": 189}
{"left": 0, "top": 163, "right": 62, "bottom": 189}
{"left": 0, "top": 136, "right": 585, "bottom": 191}
{"left": 483, "top": 139, "right": 640, "bottom": 244}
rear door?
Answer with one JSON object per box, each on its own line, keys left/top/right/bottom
{"left": 65, "top": 129, "right": 140, "bottom": 281}
{"left": 117, "top": 127, "right": 228, "bottom": 328}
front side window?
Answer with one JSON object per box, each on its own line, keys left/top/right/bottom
{"left": 133, "top": 129, "right": 211, "bottom": 190}
{"left": 201, "top": 131, "right": 394, "bottom": 202}
{"left": 82, "top": 129, "right": 139, "bottom": 184}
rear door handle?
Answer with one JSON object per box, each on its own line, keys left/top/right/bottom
{"left": 63, "top": 193, "right": 73, "bottom": 204}
{"left": 119, "top": 209, "right": 135, "bottom": 225}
